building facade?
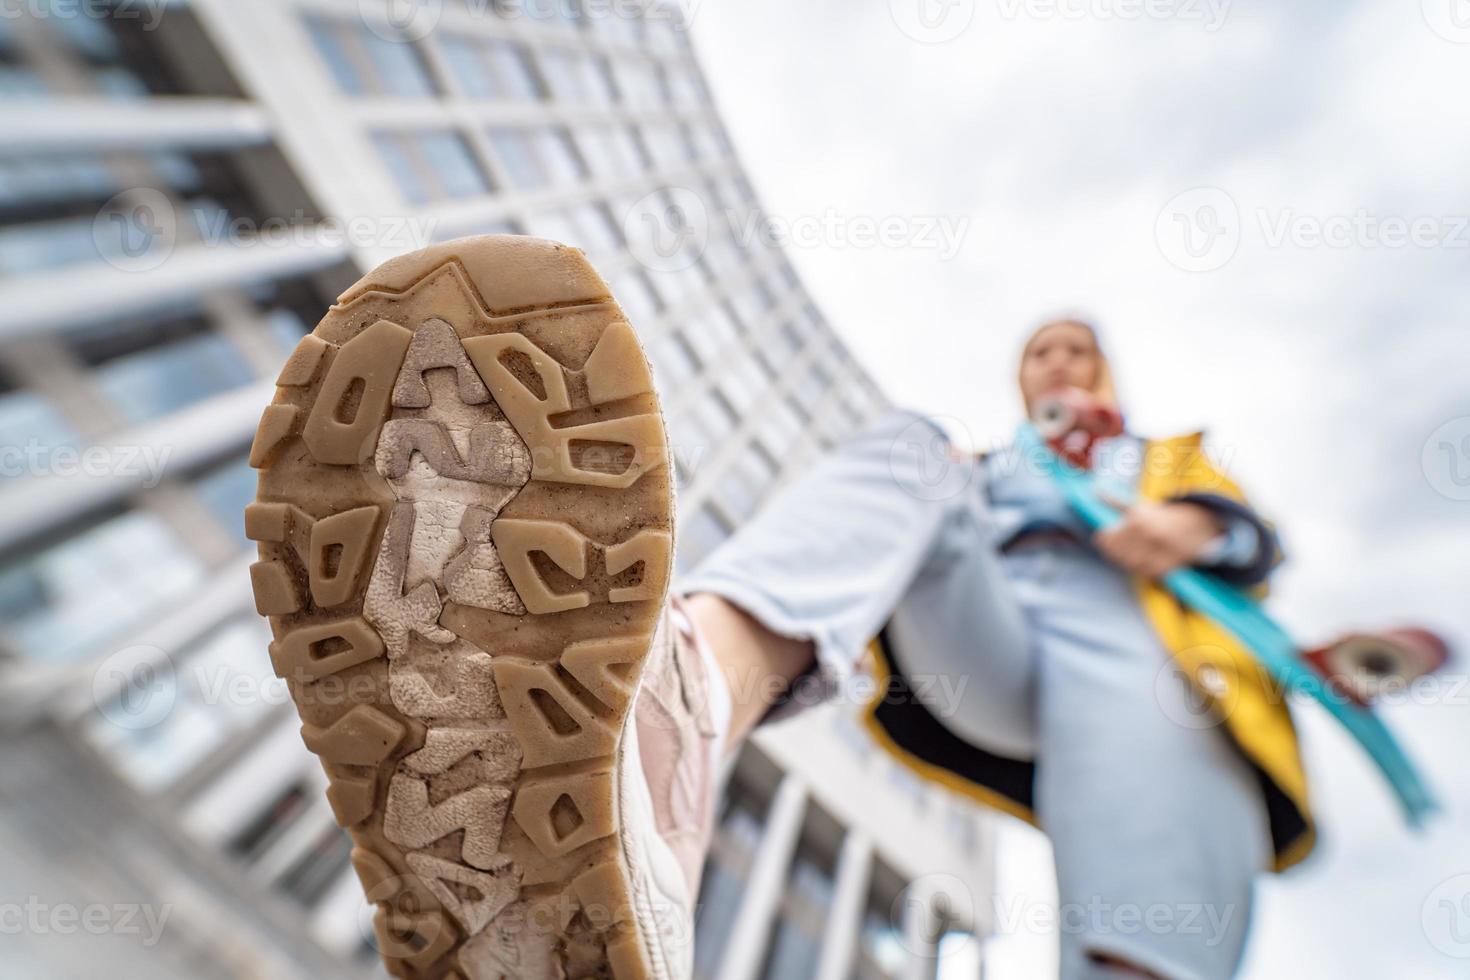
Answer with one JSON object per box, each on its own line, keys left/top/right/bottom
{"left": 0, "top": 1, "right": 996, "bottom": 976}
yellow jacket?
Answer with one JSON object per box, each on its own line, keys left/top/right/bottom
{"left": 861, "top": 431, "right": 1316, "bottom": 872}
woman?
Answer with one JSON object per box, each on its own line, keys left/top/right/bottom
{"left": 679, "top": 318, "right": 1311, "bottom": 979}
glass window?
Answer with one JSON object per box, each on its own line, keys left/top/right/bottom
{"left": 0, "top": 382, "right": 82, "bottom": 469}
{"left": 375, "top": 131, "right": 490, "bottom": 204}
{"left": 0, "top": 510, "right": 207, "bottom": 661}
{"left": 0, "top": 153, "right": 118, "bottom": 209}
{"left": 514, "top": 0, "right": 583, "bottom": 33}
{"left": 304, "top": 17, "right": 366, "bottom": 95}
{"left": 305, "top": 16, "right": 436, "bottom": 97}
{"left": 487, "top": 127, "right": 585, "bottom": 190}
{"left": 194, "top": 456, "right": 257, "bottom": 543}
{"left": 643, "top": 123, "right": 695, "bottom": 169}
{"left": 525, "top": 208, "right": 580, "bottom": 249}
{"left": 854, "top": 864, "right": 911, "bottom": 980}
{"left": 591, "top": 6, "right": 644, "bottom": 46}
{"left": 760, "top": 833, "right": 837, "bottom": 980}
{"left": 84, "top": 617, "right": 279, "bottom": 791}
{"left": 440, "top": 35, "right": 543, "bottom": 101}
{"left": 487, "top": 127, "right": 546, "bottom": 190}
{"left": 720, "top": 354, "right": 768, "bottom": 413}
{"left": 360, "top": 30, "right": 436, "bottom": 98}
{"left": 693, "top": 785, "right": 770, "bottom": 977}
{"left": 47, "top": 10, "right": 120, "bottom": 59}
{"left": 542, "top": 127, "right": 588, "bottom": 185}
{"left": 558, "top": 202, "right": 623, "bottom": 258}
{"left": 372, "top": 133, "right": 430, "bottom": 205}
{"left": 719, "top": 445, "right": 778, "bottom": 521}
{"left": 577, "top": 124, "right": 644, "bottom": 179}
{"left": 488, "top": 38, "right": 545, "bottom": 100}
{"left": 608, "top": 269, "right": 662, "bottom": 322}
{"left": 418, "top": 130, "right": 491, "bottom": 199}
{"left": 612, "top": 57, "right": 665, "bottom": 107}
{"left": 761, "top": 399, "right": 805, "bottom": 457}
{"left": 0, "top": 216, "right": 104, "bottom": 276}
{"left": 85, "top": 325, "right": 255, "bottom": 427}
{"left": 541, "top": 48, "right": 616, "bottom": 105}
{"left": 699, "top": 392, "right": 738, "bottom": 445}
{"left": 649, "top": 332, "right": 699, "bottom": 390}
{"left": 439, "top": 34, "right": 497, "bottom": 97}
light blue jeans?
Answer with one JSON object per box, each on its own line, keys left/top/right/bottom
{"left": 678, "top": 409, "right": 1273, "bottom": 980}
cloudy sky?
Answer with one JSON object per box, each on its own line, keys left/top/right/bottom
{"left": 688, "top": 1, "right": 1470, "bottom": 976}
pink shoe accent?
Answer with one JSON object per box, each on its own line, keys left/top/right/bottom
{"left": 633, "top": 594, "right": 731, "bottom": 900}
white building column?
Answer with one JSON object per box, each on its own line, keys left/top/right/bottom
{"left": 715, "top": 774, "right": 808, "bottom": 980}
{"left": 814, "top": 828, "right": 874, "bottom": 980}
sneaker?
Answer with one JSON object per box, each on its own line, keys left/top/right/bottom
{"left": 245, "top": 236, "right": 704, "bottom": 979}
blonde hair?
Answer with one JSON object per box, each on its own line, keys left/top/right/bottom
{"left": 1018, "top": 318, "right": 1119, "bottom": 414}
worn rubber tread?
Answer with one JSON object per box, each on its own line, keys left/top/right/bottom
{"left": 248, "top": 236, "right": 673, "bottom": 980}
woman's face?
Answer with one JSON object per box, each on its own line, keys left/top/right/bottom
{"left": 1019, "top": 321, "right": 1101, "bottom": 408}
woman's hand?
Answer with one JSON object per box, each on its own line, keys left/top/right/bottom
{"left": 1093, "top": 499, "right": 1225, "bottom": 579}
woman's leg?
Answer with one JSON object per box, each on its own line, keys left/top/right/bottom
{"left": 678, "top": 408, "right": 978, "bottom": 738}
{"left": 1014, "top": 543, "right": 1272, "bottom": 980}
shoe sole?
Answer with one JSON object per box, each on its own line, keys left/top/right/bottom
{"left": 246, "top": 236, "right": 674, "bottom": 979}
